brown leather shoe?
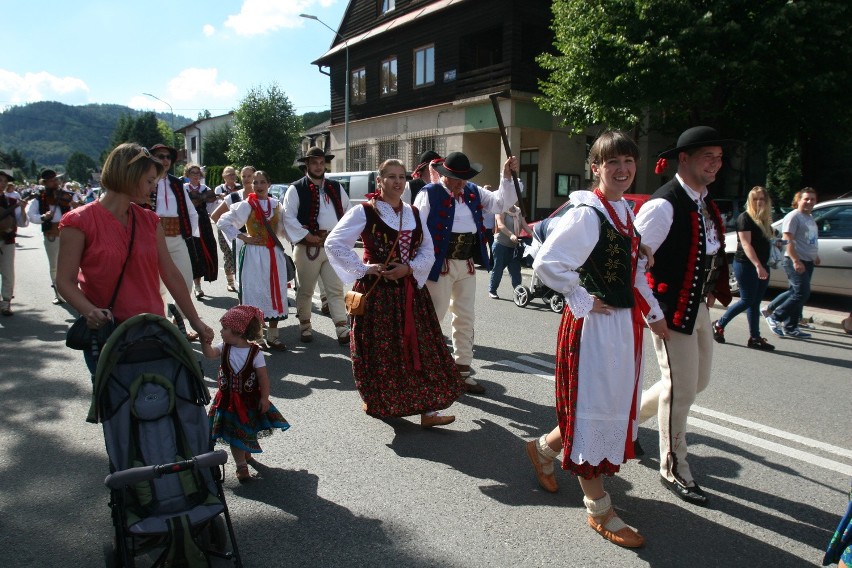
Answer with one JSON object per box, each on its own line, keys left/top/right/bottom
{"left": 464, "top": 381, "right": 486, "bottom": 395}
{"left": 525, "top": 440, "right": 558, "bottom": 493}
{"left": 421, "top": 413, "right": 455, "bottom": 428}
{"left": 587, "top": 510, "right": 645, "bottom": 548}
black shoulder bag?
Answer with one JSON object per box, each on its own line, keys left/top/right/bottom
{"left": 66, "top": 209, "right": 136, "bottom": 352}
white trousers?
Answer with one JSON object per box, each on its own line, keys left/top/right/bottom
{"left": 43, "top": 235, "right": 60, "bottom": 297}
{"left": 160, "top": 235, "right": 193, "bottom": 317}
{"left": 639, "top": 303, "right": 714, "bottom": 486}
{"left": 425, "top": 259, "right": 476, "bottom": 366}
{"left": 293, "top": 244, "right": 347, "bottom": 328}
{"left": 0, "top": 242, "right": 15, "bottom": 300}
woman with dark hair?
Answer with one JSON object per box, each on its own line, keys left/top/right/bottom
{"left": 217, "top": 170, "right": 291, "bottom": 351}
{"left": 57, "top": 143, "right": 213, "bottom": 373}
{"left": 712, "top": 186, "right": 776, "bottom": 350}
{"left": 524, "top": 131, "right": 667, "bottom": 548}
{"left": 325, "top": 159, "right": 464, "bottom": 428}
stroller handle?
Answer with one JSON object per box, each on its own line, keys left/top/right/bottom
{"left": 104, "top": 450, "right": 229, "bottom": 489}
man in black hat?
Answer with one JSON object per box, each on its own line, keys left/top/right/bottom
{"left": 403, "top": 150, "right": 441, "bottom": 204}
{"left": 634, "top": 126, "right": 735, "bottom": 506}
{"left": 414, "top": 151, "right": 520, "bottom": 394}
{"left": 148, "top": 143, "right": 201, "bottom": 341}
{"left": 27, "top": 169, "right": 75, "bottom": 303}
{"left": 0, "top": 169, "right": 29, "bottom": 315}
{"left": 282, "top": 146, "right": 351, "bottom": 345}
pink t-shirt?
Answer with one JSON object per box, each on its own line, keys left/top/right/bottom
{"left": 60, "top": 201, "right": 164, "bottom": 322}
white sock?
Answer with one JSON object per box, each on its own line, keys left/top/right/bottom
{"left": 584, "top": 492, "right": 627, "bottom": 532}
{"left": 536, "top": 435, "right": 559, "bottom": 475}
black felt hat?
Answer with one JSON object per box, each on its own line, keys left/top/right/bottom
{"left": 433, "top": 151, "right": 481, "bottom": 181}
{"left": 40, "top": 169, "right": 62, "bottom": 182}
{"left": 298, "top": 146, "right": 334, "bottom": 163}
{"left": 414, "top": 150, "right": 441, "bottom": 173}
{"left": 658, "top": 126, "right": 739, "bottom": 159}
{"left": 0, "top": 169, "right": 14, "bottom": 182}
{"left": 150, "top": 143, "right": 178, "bottom": 163}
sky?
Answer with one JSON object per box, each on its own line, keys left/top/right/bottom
{"left": 1, "top": 0, "right": 349, "bottom": 118}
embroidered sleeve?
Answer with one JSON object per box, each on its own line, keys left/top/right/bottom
{"left": 481, "top": 177, "right": 522, "bottom": 214}
{"left": 217, "top": 202, "right": 251, "bottom": 241}
{"left": 409, "top": 208, "right": 435, "bottom": 288}
{"left": 325, "top": 205, "right": 369, "bottom": 285}
{"left": 533, "top": 206, "right": 600, "bottom": 317}
{"left": 282, "top": 185, "right": 308, "bottom": 243}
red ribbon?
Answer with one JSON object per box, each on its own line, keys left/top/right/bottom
{"left": 654, "top": 158, "right": 668, "bottom": 174}
{"left": 402, "top": 276, "right": 421, "bottom": 371}
{"left": 624, "top": 235, "right": 650, "bottom": 460}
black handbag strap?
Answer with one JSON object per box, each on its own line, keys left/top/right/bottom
{"left": 107, "top": 207, "right": 136, "bottom": 311}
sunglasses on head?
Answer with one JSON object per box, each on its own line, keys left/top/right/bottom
{"left": 128, "top": 146, "right": 155, "bottom": 165}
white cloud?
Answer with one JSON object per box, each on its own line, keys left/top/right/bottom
{"left": 224, "top": 0, "right": 338, "bottom": 37}
{"left": 203, "top": 24, "right": 215, "bottom": 37}
{"left": 166, "top": 68, "right": 239, "bottom": 103}
{"left": 0, "top": 69, "right": 90, "bottom": 106}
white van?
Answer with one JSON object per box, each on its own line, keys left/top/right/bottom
{"left": 325, "top": 171, "right": 377, "bottom": 206}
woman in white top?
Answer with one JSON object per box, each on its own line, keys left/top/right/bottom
{"left": 217, "top": 170, "right": 290, "bottom": 351}
{"left": 525, "top": 131, "right": 668, "bottom": 549}
{"left": 325, "top": 159, "right": 465, "bottom": 428}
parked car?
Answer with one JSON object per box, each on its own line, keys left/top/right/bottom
{"left": 325, "top": 171, "right": 377, "bottom": 207}
{"left": 269, "top": 183, "right": 290, "bottom": 201}
{"left": 723, "top": 198, "right": 852, "bottom": 297}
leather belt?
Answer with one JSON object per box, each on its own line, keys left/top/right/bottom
{"left": 299, "top": 230, "right": 329, "bottom": 260}
{"left": 160, "top": 217, "right": 181, "bottom": 237}
{"left": 446, "top": 233, "right": 476, "bottom": 260}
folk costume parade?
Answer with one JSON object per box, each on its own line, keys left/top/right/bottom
{"left": 27, "top": 169, "right": 76, "bottom": 303}
{"left": 326, "top": 159, "right": 464, "bottom": 428}
{"left": 184, "top": 176, "right": 219, "bottom": 291}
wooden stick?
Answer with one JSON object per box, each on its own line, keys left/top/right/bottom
{"left": 489, "top": 92, "right": 526, "bottom": 218}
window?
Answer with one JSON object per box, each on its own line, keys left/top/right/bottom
{"left": 350, "top": 145, "right": 368, "bottom": 171}
{"left": 459, "top": 27, "right": 502, "bottom": 72}
{"left": 379, "top": 0, "right": 395, "bottom": 14}
{"left": 414, "top": 45, "right": 435, "bottom": 87}
{"left": 377, "top": 138, "right": 398, "bottom": 162}
{"left": 351, "top": 68, "right": 366, "bottom": 104}
{"left": 381, "top": 57, "right": 398, "bottom": 97}
{"left": 408, "top": 133, "right": 445, "bottom": 166}
{"left": 190, "top": 136, "right": 197, "bottom": 152}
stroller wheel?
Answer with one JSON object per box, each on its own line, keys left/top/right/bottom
{"left": 549, "top": 294, "right": 565, "bottom": 313}
{"left": 513, "top": 285, "right": 531, "bottom": 307}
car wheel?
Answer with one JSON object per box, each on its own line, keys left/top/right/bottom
{"left": 550, "top": 294, "right": 565, "bottom": 313}
{"left": 727, "top": 254, "right": 739, "bottom": 295}
{"left": 513, "top": 285, "right": 531, "bottom": 307}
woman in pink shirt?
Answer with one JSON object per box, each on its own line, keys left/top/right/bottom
{"left": 57, "top": 143, "right": 213, "bottom": 372}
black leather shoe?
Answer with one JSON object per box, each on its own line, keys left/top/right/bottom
{"left": 660, "top": 476, "right": 708, "bottom": 506}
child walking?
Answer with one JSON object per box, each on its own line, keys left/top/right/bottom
{"left": 203, "top": 305, "right": 289, "bottom": 483}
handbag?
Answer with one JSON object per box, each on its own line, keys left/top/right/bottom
{"left": 345, "top": 204, "right": 404, "bottom": 316}
{"left": 66, "top": 210, "right": 136, "bottom": 351}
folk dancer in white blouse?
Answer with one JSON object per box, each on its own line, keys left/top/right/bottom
{"left": 326, "top": 159, "right": 464, "bottom": 428}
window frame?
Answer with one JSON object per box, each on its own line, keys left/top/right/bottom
{"left": 413, "top": 44, "right": 435, "bottom": 88}
{"left": 351, "top": 67, "right": 367, "bottom": 104}
{"left": 380, "top": 56, "right": 398, "bottom": 97}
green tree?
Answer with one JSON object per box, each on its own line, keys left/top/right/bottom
{"left": 203, "top": 125, "right": 233, "bottom": 166}
{"left": 156, "top": 120, "right": 178, "bottom": 148}
{"left": 65, "top": 151, "right": 98, "bottom": 183}
{"left": 108, "top": 112, "right": 166, "bottom": 152}
{"left": 536, "top": 0, "right": 852, "bottom": 191}
{"left": 228, "top": 83, "right": 302, "bottom": 182}
{"left": 198, "top": 109, "right": 212, "bottom": 120}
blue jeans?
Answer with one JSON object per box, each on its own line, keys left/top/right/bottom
{"left": 718, "top": 260, "right": 770, "bottom": 338}
{"left": 772, "top": 258, "right": 814, "bottom": 331}
{"left": 489, "top": 241, "right": 522, "bottom": 294}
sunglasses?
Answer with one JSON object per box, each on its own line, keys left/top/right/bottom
{"left": 127, "top": 146, "right": 155, "bottom": 165}
{"left": 154, "top": 153, "right": 172, "bottom": 161}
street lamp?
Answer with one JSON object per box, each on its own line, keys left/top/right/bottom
{"left": 142, "top": 92, "right": 174, "bottom": 130}
{"left": 300, "top": 13, "right": 349, "bottom": 171}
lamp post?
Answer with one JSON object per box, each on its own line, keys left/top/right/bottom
{"left": 300, "top": 13, "right": 349, "bottom": 171}
{"left": 142, "top": 92, "right": 174, "bottom": 131}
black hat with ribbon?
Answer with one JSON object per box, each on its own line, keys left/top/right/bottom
{"left": 655, "top": 126, "right": 739, "bottom": 174}
{"left": 433, "top": 151, "right": 481, "bottom": 181}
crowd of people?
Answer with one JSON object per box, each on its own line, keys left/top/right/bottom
{"left": 2, "top": 125, "right": 845, "bottom": 558}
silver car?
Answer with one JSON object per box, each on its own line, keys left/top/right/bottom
{"left": 724, "top": 198, "right": 852, "bottom": 297}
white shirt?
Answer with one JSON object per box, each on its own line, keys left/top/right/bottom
{"left": 217, "top": 198, "right": 288, "bottom": 243}
{"left": 155, "top": 178, "right": 199, "bottom": 237}
{"left": 282, "top": 178, "right": 351, "bottom": 243}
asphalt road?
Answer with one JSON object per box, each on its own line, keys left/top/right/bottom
{"left": 1, "top": 223, "right": 851, "bottom": 567}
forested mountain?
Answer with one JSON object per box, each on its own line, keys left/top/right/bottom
{"left": 0, "top": 101, "right": 191, "bottom": 169}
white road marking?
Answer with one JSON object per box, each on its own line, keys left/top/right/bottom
{"left": 499, "top": 355, "right": 852, "bottom": 475}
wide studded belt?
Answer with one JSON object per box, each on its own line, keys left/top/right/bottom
{"left": 445, "top": 233, "right": 476, "bottom": 260}
{"left": 701, "top": 253, "right": 723, "bottom": 296}
{"left": 160, "top": 216, "right": 182, "bottom": 237}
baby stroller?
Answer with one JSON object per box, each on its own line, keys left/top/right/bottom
{"left": 88, "top": 314, "right": 243, "bottom": 567}
{"left": 513, "top": 216, "right": 566, "bottom": 313}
